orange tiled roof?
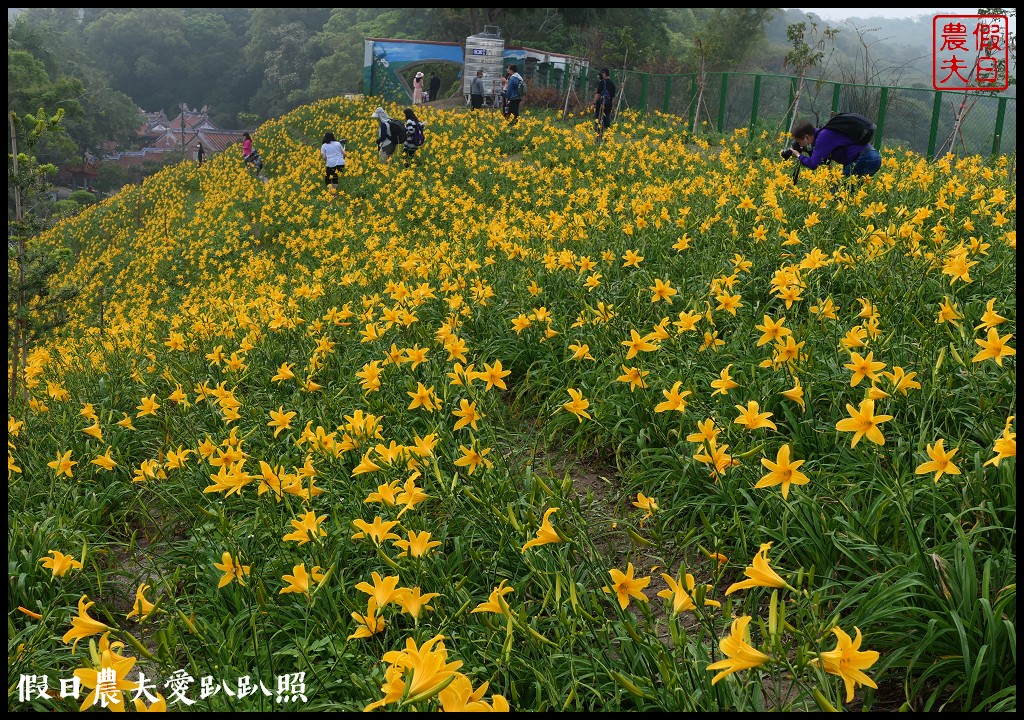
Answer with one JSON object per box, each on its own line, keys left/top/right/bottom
{"left": 197, "top": 130, "right": 245, "bottom": 155}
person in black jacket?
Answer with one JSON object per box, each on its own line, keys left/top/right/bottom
{"left": 401, "top": 107, "right": 424, "bottom": 166}
{"left": 594, "top": 68, "right": 616, "bottom": 139}
{"left": 503, "top": 64, "right": 525, "bottom": 124}
{"left": 196, "top": 143, "right": 205, "bottom": 165}
{"left": 371, "top": 107, "right": 396, "bottom": 164}
{"left": 428, "top": 71, "right": 441, "bottom": 102}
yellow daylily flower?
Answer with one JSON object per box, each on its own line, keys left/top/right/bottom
{"left": 562, "top": 389, "right": 592, "bottom": 422}
{"left": 62, "top": 595, "right": 111, "bottom": 653}
{"left": 658, "top": 572, "right": 720, "bottom": 614}
{"left": 914, "top": 438, "right": 962, "bottom": 483}
{"left": 521, "top": 507, "right": 562, "bottom": 552}
{"left": 125, "top": 583, "right": 157, "bottom": 620}
{"left": 40, "top": 549, "right": 83, "bottom": 578}
{"left": 282, "top": 510, "right": 328, "bottom": 545}
{"left": 213, "top": 551, "right": 250, "bottom": 588}
{"left": 756, "top": 444, "right": 810, "bottom": 500}
{"left": 706, "top": 615, "right": 772, "bottom": 684}
{"left": 725, "top": 542, "right": 794, "bottom": 594}
{"left": 280, "top": 564, "right": 326, "bottom": 596}
{"left": 815, "top": 626, "right": 879, "bottom": 703}
{"left": 603, "top": 562, "right": 651, "bottom": 610}
{"left": 835, "top": 399, "right": 893, "bottom": 448}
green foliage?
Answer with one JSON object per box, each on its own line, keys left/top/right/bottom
{"left": 51, "top": 198, "right": 81, "bottom": 218}
{"left": 96, "top": 161, "right": 132, "bottom": 193}
{"left": 784, "top": 21, "right": 839, "bottom": 77}
{"left": 8, "top": 107, "right": 81, "bottom": 399}
{"left": 6, "top": 91, "right": 1016, "bottom": 714}
{"left": 10, "top": 12, "right": 139, "bottom": 159}
{"left": 681, "top": 9, "right": 777, "bottom": 73}
{"left": 68, "top": 190, "right": 98, "bottom": 206}
{"left": 905, "top": 528, "right": 1016, "bottom": 711}
{"left": 237, "top": 113, "right": 260, "bottom": 131}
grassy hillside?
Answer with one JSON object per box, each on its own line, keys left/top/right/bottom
{"left": 8, "top": 96, "right": 1016, "bottom": 712}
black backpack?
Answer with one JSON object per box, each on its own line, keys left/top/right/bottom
{"left": 387, "top": 118, "right": 407, "bottom": 144}
{"left": 823, "top": 113, "right": 876, "bottom": 145}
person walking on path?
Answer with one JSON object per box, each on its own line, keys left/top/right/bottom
{"left": 413, "top": 72, "right": 425, "bottom": 105}
{"left": 371, "top": 107, "right": 397, "bottom": 164}
{"left": 470, "top": 69, "right": 485, "bottom": 110}
{"left": 241, "top": 132, "right": 262, "bottom": 175}
{"left": 196, "top": 142, "right": 205, "bottom": 165}
{"left": 320, "top": 131, "right": 346, "bottom": 194}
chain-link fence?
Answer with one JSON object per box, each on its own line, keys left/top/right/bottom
{"left": 537, "top": 68, "right": 1015, "bottom": 159}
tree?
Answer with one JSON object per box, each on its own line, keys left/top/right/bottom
{"left": 95, "top": 161, "right": 131, "bottom": 194}
{"left": 7, "top": 49, "right": 80, "bottom": 164}
{"left": 246, "top": 9, "right": 332, "bottom": 119}
{"left": 689, "top": 39, "right": 718, "bottom": 133}
{"left": 826, "top": 17, "right": 942, "bottom": 92}
{"left": 698, "top": 9, "right": 777, "bottom": 71}
{"left": 782, "top": 21, "right": 839, "bottom": 138}
{"left": 68, "top": 189, "right": 97, "bottom": 206}
{"left": 553, "top": 9, "right": 669, "bottom": 71}
{"left": 182, "top": 10, "right": 252, "bottom": 127}
{"left": 665, "top": 9, "right": 776, "bottom": 73}
{"left": 465, "top": 8, "right": 512, "bottom": 37}
{"left": 83, "top": 9, "right": 192, "bottom": 114}
{"left": 308, "top": 9, "right": 405, "bottom": 100}
{"left": 8, "top": 108, "right": 80, "bottom": 402}
{"left": 10, "top": 14, "right": 140, "bottom": 161}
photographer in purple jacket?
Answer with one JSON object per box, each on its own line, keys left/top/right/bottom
{"left": 783, "top": 120, "right": 881, "bottom": 178}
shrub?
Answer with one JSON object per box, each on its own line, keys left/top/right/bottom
{"left": 68, "top": 190, "right": 97, "bottom": 206}
{"left": 525, "top": 85, "right": 578, "bottom": 111}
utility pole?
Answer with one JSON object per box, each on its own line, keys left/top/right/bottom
{"left": 179, "top": 102, "right": 187, "bottom": 159}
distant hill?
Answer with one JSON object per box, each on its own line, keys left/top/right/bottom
{"left": 769, "top": 9, "right": 1015, "bottom": 96}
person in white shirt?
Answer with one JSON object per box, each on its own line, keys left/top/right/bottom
{"left": 320, "top": 131, "right": 346, "bottom": 193}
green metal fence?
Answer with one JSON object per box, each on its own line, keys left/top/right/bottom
{"left": 536, "top": 67, "right": 1015, "bottom": 159}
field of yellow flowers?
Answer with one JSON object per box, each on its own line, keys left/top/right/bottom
{"left": 8, "top": 96, "right": 1016, "bottom": 712}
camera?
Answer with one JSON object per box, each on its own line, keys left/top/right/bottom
{"left": 780, "top": 141, "right": 805, "bottom": 160}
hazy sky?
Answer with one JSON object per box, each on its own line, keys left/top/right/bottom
{"left": 792, "top": 7, "right": 999, "bottom": 22}
{"left": 790, "top": 7, "right": 1016, "bottom": 32}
